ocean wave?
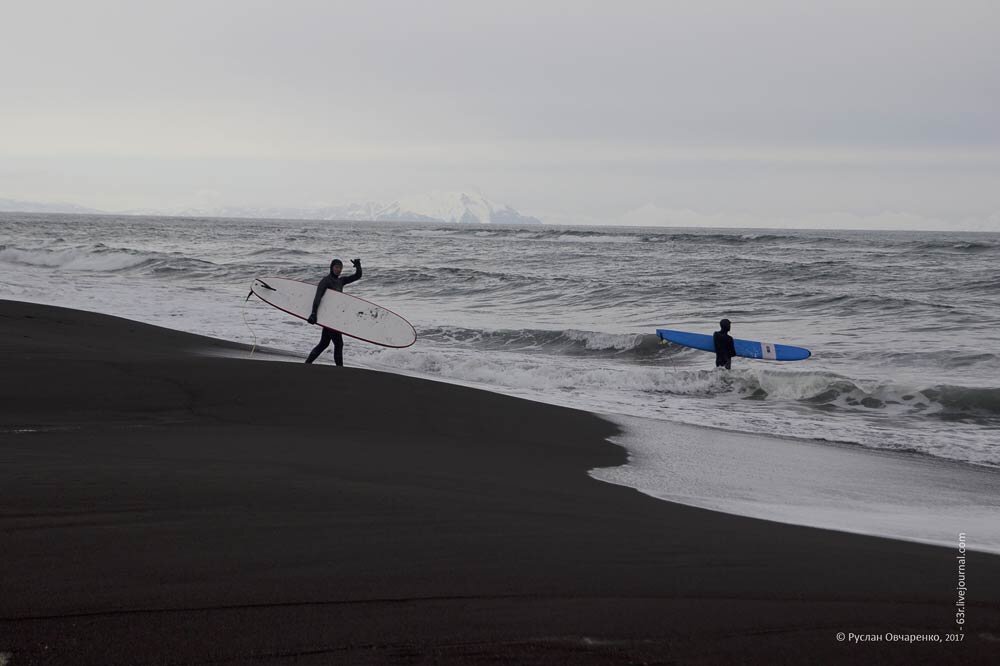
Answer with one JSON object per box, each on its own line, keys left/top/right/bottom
{"left": 369, "top": 343, "right": 1000, "bottom": 425}
{"left": 351, "top": 266, "right": 619, "bottom": 300}
{"left": 636, "top": 231, "right": 855, "bottom": 247}
{"left": 922, "top": 385, "right": 1000, "bottom": 421}
{"left": 907, "top": 239, "right": 997, "bottom": 253}
{"left": 949, "top": 276, "right": 1000, "bottom": 293}
{"left": 394, "top": 226, "right": 947, "bottom": 250}
{"left": 242, "top": 247, "right": 314, "bottom": 258}
{"left": 496, "top": 228, "right": 635, "bottom": 243}
{"left": 553, "top": 233, "right": 637, "bottom": 244}
{"left": 725, "top": 259, "right": 850, "bottom": 282}
{"left": 848, "top": 349, "right": 1000, "bottom": 371}
{"left": 791, "top": 291, "right": 966, "bottom": 313}
{"left": 0, "top": 243, "right": 152, "bottom": 271}
{"left": 403, "top": 229, "right": 458, "bottom": 237}
{"left": 534, "top": 229, "right": 840, "bottom": 246}
{"left": 359, "top": 266, "right": 523, "bottom": 296}
{"left": 0, "top": 243, "right": 218, "bottom": 276}
{"left": 402, "top": 227, "right": 639, "bottom": 244}
{"left": 659, "top": 369, "right": 1000, "bottom": 424}
{"left": 419, "top": 325, "right": 669, "bottom": 358}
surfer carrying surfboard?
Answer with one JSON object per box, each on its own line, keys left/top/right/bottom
{"left": 713, "top": 319, "right": 737, "bottom": 370}
{"left": 656, "top": 325, "right": 809, "bottom": 362}
{"left": 305, "top": 258, "right": 362, "bottom": 366}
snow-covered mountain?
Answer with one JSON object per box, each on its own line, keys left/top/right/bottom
{"left": 124, "top": 192, "right": 542, "bottom": 224}
{"left": 385, "top": 192, "right": 542, "bottom": 224}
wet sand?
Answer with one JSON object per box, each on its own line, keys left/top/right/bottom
{"left": 2, "top": 300, "right": 998, "bottom": 664}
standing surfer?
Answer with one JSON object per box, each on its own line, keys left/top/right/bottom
{"left": 305, "top": 258, "right": 362, "bottom": 365}
{"left": 713, "top": 318, "right": 736, "bottom": 370}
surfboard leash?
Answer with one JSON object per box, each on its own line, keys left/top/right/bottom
{"left": 242, "top": 289, "right": 258, "bottom": 356}
{"left": 658, "top": 332, "right": 680, "bottom": 373}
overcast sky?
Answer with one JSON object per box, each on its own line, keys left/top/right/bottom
{"left": 2, "top": 0, "right": 998, "bottom": 228}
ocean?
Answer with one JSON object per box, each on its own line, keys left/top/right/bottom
{"left": 3, "top": 212, "right": 999, "bottom": 549}
{"left": 5, "top": 212, "right": 998, "bottom": 461}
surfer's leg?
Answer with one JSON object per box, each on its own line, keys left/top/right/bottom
{"left": 332, "top": 332, "right": 344, "bottom": 366}
{"left": 306, "top": 329, "right": 334, "bottom": 364}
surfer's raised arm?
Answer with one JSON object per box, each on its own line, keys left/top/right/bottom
{"left": 341, "top": 258, "right": 362, "bottom": 286}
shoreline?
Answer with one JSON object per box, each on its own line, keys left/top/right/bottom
{"left": 594, "top": 413, "right": 1000, "bottom": 555}
{"left": 2, "top": 299, "right": 999, "bottom": 664}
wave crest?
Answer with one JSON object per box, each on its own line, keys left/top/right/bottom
{"left": 420, "top": 326, "right": 668, "bottom": 358}
{"left": 0, "top": 243, "right": 218, "bottom": 276}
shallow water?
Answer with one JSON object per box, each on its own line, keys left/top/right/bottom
{"left": 592, "top": 415, "right": 1000, "bottom": 554}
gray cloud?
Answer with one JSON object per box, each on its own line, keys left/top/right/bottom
{"left": 2, "top": 0, "right": 998, "bottom": 227}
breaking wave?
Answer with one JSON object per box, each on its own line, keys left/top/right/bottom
{"left": 370, "top": 342, "right": 1000, "bottom": 426}
{"left": 0, "top": 243, "right": 222, "bottom": 277}
{"left": 0, "top": 243, "right": 157, "bottom": 272}
{"left": 419, "top": 325, "right": 668, "bottom": 359}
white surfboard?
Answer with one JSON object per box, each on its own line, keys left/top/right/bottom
{"left": 251, "top": 277, "right": 416, "bottom": 348}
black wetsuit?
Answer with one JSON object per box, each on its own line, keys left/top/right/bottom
{"left": 713, "top": 330, "right": 736, "bottom": 369}
{"left": 305, "top": 266, "right": 362, "bottom": 365}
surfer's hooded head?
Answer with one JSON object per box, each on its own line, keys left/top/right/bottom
{"left": 720, "top": 318, "right": 731, "bottom": 332}
{"left": 330, "top": 259, "right": 343, "bottom": 276}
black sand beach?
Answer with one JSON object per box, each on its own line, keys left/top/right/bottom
{"left": 2, "top": 299, "right": 999, "bottom": 664}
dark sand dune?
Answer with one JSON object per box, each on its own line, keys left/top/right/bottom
{"left": 2, "top": 300, "right": 998, "bottom": 664}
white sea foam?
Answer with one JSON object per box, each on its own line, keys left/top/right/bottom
{"left": 353, "top": 344, "right": 1000, "bottom": 466}
{"left": 562, "top": 329, "right": 644, "bottom": 351}
{"left": 591, "top": 415, "right": 1000, "bottom": 554}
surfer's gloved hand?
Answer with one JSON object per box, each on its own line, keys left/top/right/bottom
{"left": 351, "top": 258, "right": 361, "bottom": 268}
{"left": 307, "top": 312, "right": 317, "bottom": 325}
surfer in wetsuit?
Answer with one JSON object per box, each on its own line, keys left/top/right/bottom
{"left": 713, "top": 318, "right": 737, "bottom": 370}
{"left": 305, "top": 258, "right": 362, "bottom": 366}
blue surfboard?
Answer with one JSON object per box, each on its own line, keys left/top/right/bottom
{"left": 656, "top": 328, "right": 811, "bottom": 361}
